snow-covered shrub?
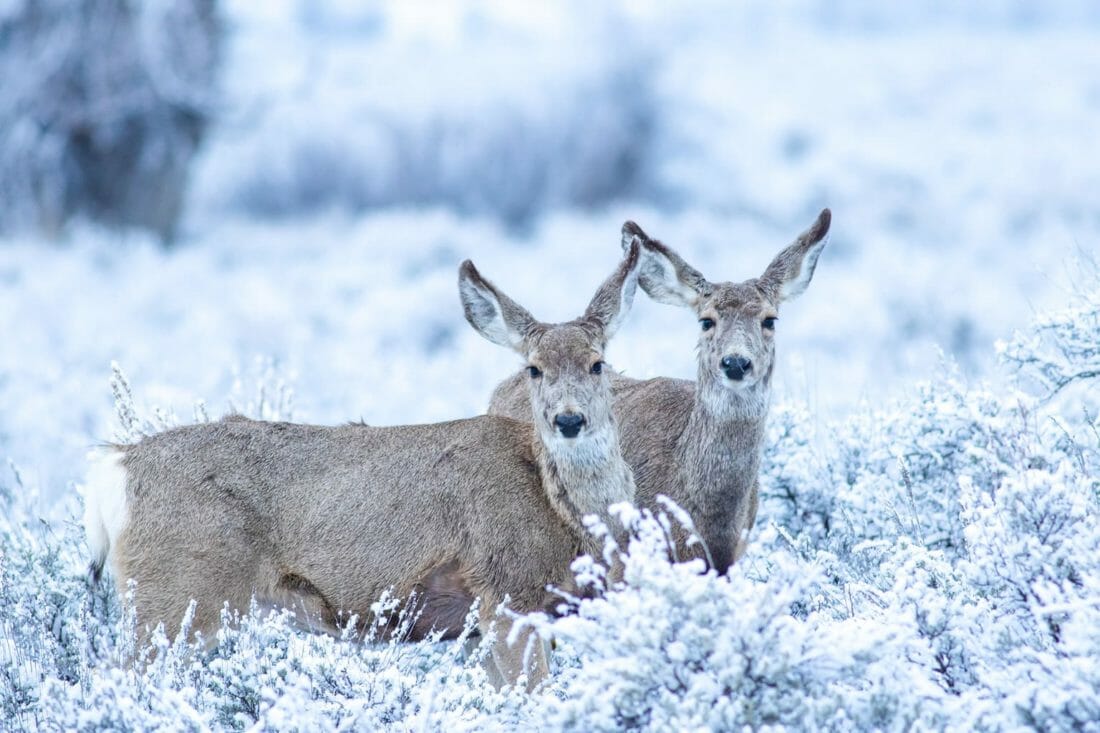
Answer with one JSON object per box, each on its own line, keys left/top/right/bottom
{"left": 0, "top": 460, "right": 119, "bottom": 730}
{"left": 754, "top": 276, "right": 1100, "bottom": 728}
{"left": 527, "top": 508, "right": 950, "bottom": 731}
{"left": 763, "top": 372, "right": 1028, "bottom": 559}
{"left": 0, "top": 0, "right": 222, "bottom": 240}
{"left": 38, "top": 599, "right": 519, "bottom": 731}
{"left": 197, "top": 3, "right": 657, "bottom": 226}
{"left": 6, "top": 271, "right": 1100, "bottom": 730}
{"left": 999, "top": 262, "right": 1100, "bottom": 418}
{"left": 108, "top": 357, "right": 295, "bottom": 445}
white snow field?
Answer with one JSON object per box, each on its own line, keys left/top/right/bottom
{"left": 2, "top": 1, "right": 1099, "bottom": 730}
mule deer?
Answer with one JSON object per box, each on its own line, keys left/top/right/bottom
{"left": 489, "top": 210, "right": 831, "bottom": 573}
{"left": 83, "top": 244, "right": 641, "bottom": 690}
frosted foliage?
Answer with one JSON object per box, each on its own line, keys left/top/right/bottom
{"left": 753, "top": 310, "right": 1100, "bottom": 728}
{"left": 2, "top": 281, "right": 1099, "bottom": 730}
{"left": 523, "top": 509, "right": 946, "bottom": 731}
{"left": 201, "top": 3, "right": 656, "bottom": 225}
{"left": 763, "top": 377, "right": 1025, "bottom": 557}
{"left": 4, "top": 2, "right": 1100, "bottom": 729}
{"left": 0, "top": 0, "right": 220, "bottom": 240}
{"left": 999, "top": 268, "right": 1100, "bottom": 419}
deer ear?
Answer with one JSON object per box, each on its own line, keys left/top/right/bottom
{"left": 760, "top": 208, "right": 831, "bottom": 302}
{"left": 621, "top": 221, "right": 710, "bottom": 308}
{"left": 586, "top": 239, "right": 642, "bottom": 341}
{"left": 621, "top": 220, "right": 649, "bottom": 251}
{"left": 458, "top": 261, "right": 538, "bottom": 350}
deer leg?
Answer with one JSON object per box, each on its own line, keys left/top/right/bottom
{"left": 733, "top": 480, "right": 761, "bottom": 563}
{"left": 479, "top": 605, "right": 548, "bottom": 692}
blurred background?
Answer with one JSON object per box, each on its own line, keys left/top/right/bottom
{"left": 2, "top": 0, "right": 1099, "bottom": 498}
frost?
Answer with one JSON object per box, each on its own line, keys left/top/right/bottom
{"left": 4, "top": 2, "right": 1100, "bottom": 730}
{"left": 0, "top": 0, "right": 221, "bottom": 240}
{"left": 6, "top": 292, "right": 1100, "bottom": 729}
{"left": 1000, "top": 262, "right": 1100, "bottom": 415}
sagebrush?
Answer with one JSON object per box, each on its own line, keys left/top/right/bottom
{"left": 2, "top": 280, "right": 1098, "bottom": 731}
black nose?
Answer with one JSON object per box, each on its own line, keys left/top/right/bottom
{"left": 720, "top": 356, "right": 752, "bottom": 381}
{"left": 554, "top": 413, "right": 585, "bottom": 438}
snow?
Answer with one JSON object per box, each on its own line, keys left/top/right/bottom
{"left": 2, "top": 1, "right": 1100, "bottom": 730}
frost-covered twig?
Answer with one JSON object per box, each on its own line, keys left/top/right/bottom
{"left": 999, "top": 268, "right": 1100, "bottom": 402}
{"left": 228, "top": 356, "right": 295, "bottom": 421}
{"left": 109, "top": 362, "right": 179, "bottom": 441}
{"left": 109, "top": 361, "right": 146, "bottom": 443}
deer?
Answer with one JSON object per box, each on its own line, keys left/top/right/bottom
{"left": 82, "top": 243, "right": 642, "bottom": 690}
{"left": 488, "top": 209, "right": 831, "bottom": 574}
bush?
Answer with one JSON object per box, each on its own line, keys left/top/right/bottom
{"left": 200, "top": 4, "right": 658, "bottom": 226}
{"left": 999, "top": 260, "right": 1100, "bottom": 416}
{"left": 0, "top": 0, "right": 222, "bottom": 241}
{"left": 3, "top": 278, "right": 1100, "bottom": 730}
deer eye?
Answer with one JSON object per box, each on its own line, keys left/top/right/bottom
{"left": 527, "top": 366, "right": 542, "bottom": 379}
{"left": 700, "top": 318, "right": 716, "bottom": 331}
{"left": 762, "top": 317, "right": 777, "bottom": 331}
{"left": 590, "top": 361, "right": 604, "bottom": 375}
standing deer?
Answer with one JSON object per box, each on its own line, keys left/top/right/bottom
{"left": 489, "top": 210, "right": 831, "bottom": 573}
{"left": 82, "top": 244, "right": 641, "bottom": 690}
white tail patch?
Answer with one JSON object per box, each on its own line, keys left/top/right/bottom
{"left": 82, "top": 450, "right": 129, "bottom": 580}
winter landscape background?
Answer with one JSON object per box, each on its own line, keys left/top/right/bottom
{"left": 2, "top": 1, "right": 1099, "bottom": 730}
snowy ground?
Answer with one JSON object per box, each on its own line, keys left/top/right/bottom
{"left": 2, "top": 2, "right": 1100, "bottom": 730}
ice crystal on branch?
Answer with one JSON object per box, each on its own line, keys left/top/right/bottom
{"left": 999, "top": 265, "right": 1100, "bottom": 405}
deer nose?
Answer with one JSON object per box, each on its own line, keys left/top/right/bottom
{"left": 553, "top": 413, "right": 585, "bottom": 438}
{"left": 720, "top": 355, "right": 752, "bottom": 381}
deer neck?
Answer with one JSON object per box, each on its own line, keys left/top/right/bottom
{"left": 676, "top": 378, "right": 768, "bottom": 518}
{"left": 534, "top": 424, "right": 635, "bottom": 547}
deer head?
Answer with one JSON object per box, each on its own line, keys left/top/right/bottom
{"left": 622, "top": 209, "right": 831, "bottom": 416}
{"left": 460, "top": 242, "right": 642, "bottom": 449}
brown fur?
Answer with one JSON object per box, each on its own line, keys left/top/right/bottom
{"left": 490, "top": 210, "right": 831, "bottom": 573}
{"left": 104, "top": 246, "right": 643, "bottom": 690}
